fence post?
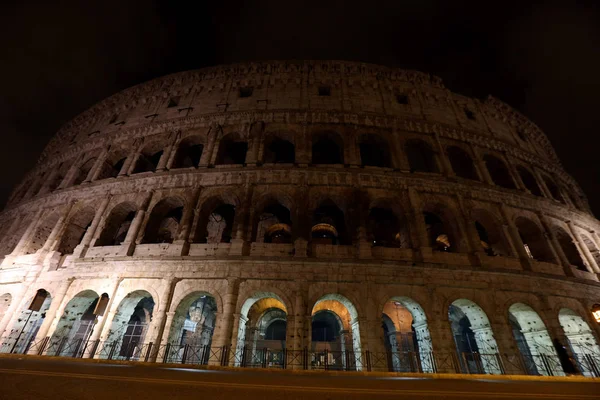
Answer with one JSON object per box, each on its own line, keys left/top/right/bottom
{"left": 144, "top": 342, "right": 153, "bottom": 362}
{"left": 163, "top": 343, "right": 171, "bottom": 363}
{"left": 365, "top": 350, "right": 371, "bottom": 372}
{"left": 283, "top": 348, "right": 287, "bottom": 369}
{"left": 108, "top": 341, "right": 117, "bottom": 360}
{"left": 220, "top": 346, "right": 228, "bottom": 367}
{"left": 495, "top": 353, "right": 506, "bottom": 375}
{"left": 262, "top": 348, "right": 268, "bottom": 368}
{"left": 585, "top": 354, "right": 600, "bottom": 377}
{"left": 89, "top": 339, "right": 100, "bottom": 359}
{"left": 303, "top": 347, "right": 308, "bottom": 370}
{"left": 56, "top": 337, "right": 68, "bottom": 357}
{"left": 37, "top": 337, "right": 50, "bottom": 356}
{"left": 324, "top": 349, "right": 329, "bottom": 370}
{"left": 182, "top": 344, "right": 189, "bottom": 364}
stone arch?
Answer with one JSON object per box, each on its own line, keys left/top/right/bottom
{"left": 542, "top": 175, "right": 564, "bottom": 203}
{"left": 104, "top": 290, "right": 155, "bottom": 360}
{"left": 164, "top": 291, "right": 218, "bottom": 364}
{"left": 358, "top": 133, "right": 392, "bottom": 168}
{"left": 0, "top": 216, "right": 29, "bottom": 257}
{"left": 515, "top": 217, "right": 555, "bottom": 263}
{"left": 405, "top": 139, "right": 438, "bottom": 173}
{"left": 47, "top": 162, "right": 70, "bottom": 192}
{"left": 235, "top": 292, "right": 289, "bottom": 367}
{"left": 448, "top": 298, "right": 501, "bottom": 374}
{"left": 558, "top": 308, "right": 600, "bottom": 376}
{"left": 554, "top": 227, "right": 587, "bottom": 271}
{"left": 57, "top": 206, "right": 96, "bottom": 255}
{"left": 366, "top": 199, "right": 410, "bottom": 248}
{"left": 141, "top": 196, "right": 185, "bottom": 244}
{"left": 517, "top": 166, "right": 542, "bottom": 197}
{"left": 4, "top": 289, "right": 52, "bottom": 354}
{"left": 422, "top": 203, "right": 462, "bottom": 253}
{"left": 310, "top": 293, "right": 363, "bottom": 371}
{"left": 25, "top": 212, "right": 60, "bottom": 254}
{"left": 447, "top": 146, "right": 478, "bottom": 180}
{"left": 215, "top": 132, "right": 248, "bottom": 165}
{"left": 508, "top": 303, "right": 563, "bottom": 376}
{"left": 48, "top": 290, "right": 101, "bottom": 357}
{"left": 251, "top": 196, "right": 293, "bottom": 243}
{"left": 471, "top": 209, "right": 511, "bottom": 256}
{"left": 483, "top": 154, "right": 516, "bottom": 189}
{"left": 311, "top": 198, "right": 349, "bottom": 245}
{"left": 95, "top": 202, "right": 137, "bottom": 247}
{"left": 172, "top": 134, "right": 205, "bottom": 169}
{"left": 263, "top": 132, "right": 295, "bottom": 164}
{"left": 132, "top": 141, "right": 164, "bottom": 174}
{"left": 382, "top": 296, "right": 433, "bottom": 372}
{"left": 96, "top": 148, "right": 128, "bottom": 180}
{"left": 193, "top": 196, "right": 237, "bottom": 244}
{"left": 73, "top": 157, "right": 97, "bottom": 185}
{"left": 312, "top": 131, "right": 344, "bottom": 165}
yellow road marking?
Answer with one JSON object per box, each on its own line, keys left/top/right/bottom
{"left": 0, "top": 368, "right": 595, "bottom": 398}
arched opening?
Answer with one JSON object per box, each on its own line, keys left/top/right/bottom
{"left": 215, "top": 133, "right": 248, "bottom": 165}
{"left": 47, "top": 163, "right": 69, "bottom": 192}
{"left": 484, "top": 155, "right": 515, "bottom": 189}
{"left": 73, "top": 158, "right": 97, "bottom": 185}
{"left": 253, "top": 201, "right": 292, "bottom": 244}
{"left": 382, "top": 297, "right": 433, "bottom": 372}
{"left": 96, "top": 150, "right": 128, "bottom": 180}
{"left": 515, "top": 217, "right": 555, "bottom": 263}
{"left": 141, "top": 197, "right": 185, "bottom": 244}
{"left": 25, "top": 213, "right": 60, "bottom": 254}
{"left": 449, "top": 299, "right": 501, "bottom": 374}
{"left": 47, "top": 290, "right": 103, "bottom": 357}
{"left": 57, "top": 207, "right": 96, "bottom": 255}
{"left": 447, "top": 146, "right": 478, "bottom": 180}
{"left": 405, "top": 140, "right": 438, "bottom": 173}
{"left": 3, "top": 289, "right": 52, "bottom": 354}
{"left": 367, "top": 206, "right": 409, "bottom": 248}
{"left": 359, "top": 134, "right": 391, "bottom": 168}
{"left": 164, "top": 292, "right": 217, "bottom": 364}
{"left": 235, "top": 293, "right": 288, "bottom": 368}
{"left": 508, "top": 303, "right": 563, "bottom": 376}
{"left": 104, "top": 290, "right": 155, "bottom": 360}
{"left": 311, "top": 200, "right": 348, "bottom": 245}
{"left": 312, "top": 132, "right": 344, "bottom": 165}
{"left": 173, "top": 135, "right": 205, "bottom": 169}
{"left": 555, "top": 228, "right": 587, "bottom": 271}
{"left": 558, "top": 308, "right": 600, "bottom": 376}
{"left": 472, "top": 210, "right": 510, "bottom": 257}
{"left": 423, "top": 211, "right": 455, "bottom": 252}
{"left": 194, "top": 199, "right": 236, "bottom": 244}
{"left": 543, "top": 177, "right": 564, "bottom": 203}
{"left": 263, "top": 135, "right": 295, "bottom": 164}
{"left": 0, "top": 293, "right": 12, "bottom": 326}
{"left": 94, "top": 202, "right": 137, "bottom": 247}
{"left": 133, "top": 142, "right": 164, "bottom": 174}
{"left": 517, "top": 166, "right": 542, "bottom": 197}
{"left": 311, "top": 294, "right": 362, "bottom": 371}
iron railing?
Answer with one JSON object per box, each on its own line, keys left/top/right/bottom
{"left": 1, "top": 336, "right": 599, "bottom": 377}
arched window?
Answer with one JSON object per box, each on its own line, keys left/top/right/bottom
{"left": 141, "top": 197, "right": 185, "bottom": 244}
{"left": 95, "top": 202, "right": 137, "bottom": 247}
{"left": 484, "top": 155, "right": 515, "bottom": 189}
{"left": 472, "top": 210, "right": 510, "bottom": 257}
{"left": 133, "top": 143, "right": 164, "bottom": 174}
{"left": 215, "top": 133, "right": 247, "bottom": 165}
{"left": 517, "top": 166, "right": 542, "bottom": 196}
{"left": 25, "top": 213, "right": 60, "bottom": 254}
{"left": 405, "top": 140, "right": 438, "bottom": 173}
{"left": 263, "top": 135, "right": 295, "bottom": 164}
{"left": 555, "top": 228, "right": 587, "bottom": 271}
{"left": 47, "top": 163, "right": 69, "bottom": 192}
{"left": 311, "top": 200, "right": 348, "bottom": 245}
{"left": 367, "top": 207, "right": 408, "bottom": 248}
{"left": 515, "top": 217, "right": 555, "bottom": 263}
{"left": 173, "top": 135, "right": 204, "bottom": 168}
{"left": 73, "top": 158, "right": 97, "bottom": 185}
{"left": 194, "top": 200, "right": 236, "bottom": 244}
{"left": 57, "top": 207, "right": 95, "bottom": 255}
{"left": 359, "top": 134, "right": 391, "bottom": 168}
{"left": 447, "top": 146, "right": 478, "bottom": 180}
{"left": 423, "top": 212, "right": 454, "bottom": 252}
{"left": 253, "top": 201, "right": 292, "bottom": 244}
{"left": 543, "top": 177, "right": 564, "bottom": 203}
{"left": 312, "top": 132, "right": 344, "bottom": 164}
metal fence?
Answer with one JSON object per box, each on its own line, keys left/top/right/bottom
{"left": 2, "top": 336, "right": 599, "bottom": 377}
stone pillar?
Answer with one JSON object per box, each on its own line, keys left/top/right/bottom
{"left": 391, "top": 130, "right": 409, "bottom": 170}
{"left": 30, "top": 279, "right": 73, "bottom": 344}
{"left": 165, "top": 140, "right": 180, "bottom": 170}
{"left": 567, "top": 221, "right": 599, "bottom": 274}
{"left": 118, "top": 146, "right": 138, "bottom": 177}
{"left": 145, "top": 278, "right": 178, "bottom": 348}
{"left": 87, "top": 149, "right": 109, "bottom": 183}
{"left": 212, "top": 279, "right": 240, "bottom": 350}
{"left": 504, "top": 154, "right": 525, "bottom": 191}
{"left": 0, "top": 287, "right": 29, "bottom": 338}
{"left": 41, "top": 203, "right": 75, "bottom": 253}
{"left": 538, "top": 214, "right": 573, "bottom": 277}
{"left": 88, "top": 279, "right": 122, "bottom": 344}
{"left": 121, "top": 193, "right": 153, "bottom": 255}
{"left": 9, "top": 209, "right": 44, "bottom": 256}
{"left": 73, "top": 195, "right": 112, "bottom": 258}
{"left": 159, "top": 312, "right": 176, "bottom": 346}
{"left": 499, "top": 204, "right": 532, "bottom": 271}
{"left": 230, "top": 186, "right": 252, "bottom": 256}
{"left": 533, "top": 169, "right": 553, "bottom": 200}
{"left": 357, "top": 226, "right": 372, "bottom": 259}
{"left": 199, "top": 126, "right": 219, "bottom": 167}
{"left": 471, "top": 145, "right": 494, "bottom": 185}
{"left": 407, "top": 188, "right": 431, "bottom": 257}
{"left": 155, "top": 144, "right": 174, "bottom": 171}
{"left": 433, "top": 133, "right": 454, "bottom": 177}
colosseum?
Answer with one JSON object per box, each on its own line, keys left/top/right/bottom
{"left": 0, "top": 60, "right": 599, "bottom": 377}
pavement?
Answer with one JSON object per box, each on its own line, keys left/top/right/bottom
{"left": 0, "top": 356, "right": 598, "bottom": 399}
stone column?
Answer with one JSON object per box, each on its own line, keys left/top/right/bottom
{"left": 158, "top": 312, "right": 176, "bottom": 346}
{"left": 567, "top": 221, "right": 599, "bottom": 274}
{"left": 0, "top": 287, "right": 29, "bottom": 338}
{"left": 9, "top": 209, "right": 44, "bottom": 256}
{"left": 499, "top": 204, "right": 532, "bottom": 271}
{"left": 407, "top": 188, "right": 431, "bottom": 257}
{"left": 41, "top": 202, "right": 75, "bottom": 253}
{"left": 88, "top": 279, "right": 122, "bottom": 344}
{"left": 212, "top": 279, "right": 240, "bottom": 350}
{"left": 538, "top": 214, "right": 573, "bottom": 277}
{"left": 72, "top": 195, "right": 112, "bottom": 258}
{"left": 504, "top": 154, "right": 526, "bottom": 191}
{"left": 121, "top": 193, "right": 153, "bottom": 256}
{"left": 533, "top": 169, "right": 553, "bottom": 200}
{"left": 230, "top": 186, "right": 252, "bottom": 256}
{"left": 199, "top": 126, "right": 219, "bottom": 167}
{"left": 471, "top": 145, "right": 494, "bottom": 185}
{"left": 87, "top": 149, "right": 109, "bottom": 183}
{"left": 391, "top": 130, "right": 409, "bottom": 170}
{"left": 433, "top": 133, "right": 454, "bottom": 177}
{"left": 145, "top": 278, "right": 178, "bottom": 348}
{"left": 30, "top": 279, "right": 73, "bottom": 344}
{"left": 155, "top": 144, "right": 174, "bottom": 171}
{"left": 118, "top": 146, "right": 138, "bottom": 177}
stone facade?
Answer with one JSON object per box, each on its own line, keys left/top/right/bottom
{"left": 0, "top": 60, "right": 599, "bottom": 375}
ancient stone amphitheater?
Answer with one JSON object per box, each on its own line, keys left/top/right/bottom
{"left": 0, "top": 60, "right": 598, "bottom": 376}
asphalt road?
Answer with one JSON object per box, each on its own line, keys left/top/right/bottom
{"left": 0, "top": 357, "right": 598, "bottom": 400}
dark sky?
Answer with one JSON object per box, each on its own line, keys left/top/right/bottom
{"left": 1, "top": 1, "right": 599, "bottom": 214}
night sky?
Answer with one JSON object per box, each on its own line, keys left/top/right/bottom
{"left": 1, "top": 1, "right": 599, "bottom": 213}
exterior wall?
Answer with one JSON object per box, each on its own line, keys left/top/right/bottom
{"left": 0, "top": 61, "right": 599, "bottom": 372}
